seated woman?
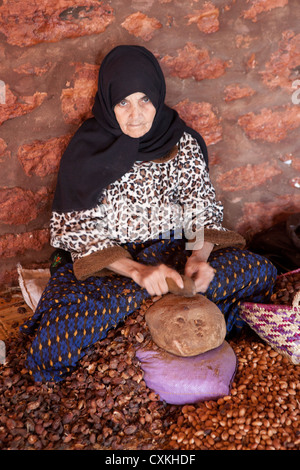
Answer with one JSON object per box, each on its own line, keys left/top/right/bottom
{"left": 20, "top": 45, "right": 277, "bottom": 382}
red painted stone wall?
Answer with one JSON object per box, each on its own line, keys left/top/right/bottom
{"left": 0, "top": 0, "right": 299, "bottom": 287}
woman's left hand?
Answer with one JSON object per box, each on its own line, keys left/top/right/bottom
{"left": 184, "top": 256, "right": 215, "bottom": 293}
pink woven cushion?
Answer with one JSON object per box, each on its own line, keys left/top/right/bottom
{"left": 136, "top": 341, "right": 237, "bottom": 405}
{"left": 240, "top": 301, "right": 300, "bottom": 364}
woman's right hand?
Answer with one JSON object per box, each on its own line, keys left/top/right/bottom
{"left": 130, "top": 263, "right": 184, "bottom": 297}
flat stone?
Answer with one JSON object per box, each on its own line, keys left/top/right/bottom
{"left": 145, "top": 293, "right": 226, "bottom": 357}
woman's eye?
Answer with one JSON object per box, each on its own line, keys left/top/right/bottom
{"left": 142, "top": 96, "right": 150, "bottom": 103}
{"left": 119, "top": 100, "right": 127, "bottom": 107}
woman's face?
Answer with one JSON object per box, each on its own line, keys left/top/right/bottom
{"left": 114, "top": 92, "right": 156, "bottom": 138}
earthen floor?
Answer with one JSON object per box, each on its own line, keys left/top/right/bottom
{"left": 0, "top": 289, "right": 299, "bottom": 451}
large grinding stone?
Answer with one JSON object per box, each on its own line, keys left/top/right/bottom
{"left": 145, "top": 293, "right": 226, "bottom": 357}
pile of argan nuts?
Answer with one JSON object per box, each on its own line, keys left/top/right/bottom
{"left": 0, "top": 294, "right": 299, "bottom": 450}
{"left": 270, "top": 271, "right": 300, "bottom": 306}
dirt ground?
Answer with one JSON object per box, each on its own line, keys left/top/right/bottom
{"left": 0, "top": 289, "right": 299, "bottom": 450}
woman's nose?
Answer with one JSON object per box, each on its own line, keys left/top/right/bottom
{"left": 129, "top": 104, "right": 141, "bottom": 120}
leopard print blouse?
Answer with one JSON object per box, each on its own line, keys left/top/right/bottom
{"left": 50, "top": 132, "right": 226, "bottom": 263}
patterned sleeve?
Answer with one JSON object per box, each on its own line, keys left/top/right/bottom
{"left": 176, "top": 133, "right": 245, "bottom": 249}
{"left": 50, "top": 205, "right": 132, "bottom": 280}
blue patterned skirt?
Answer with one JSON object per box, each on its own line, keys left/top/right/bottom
{"left": 20, "top": 235, "right": 277, "bottom": 382}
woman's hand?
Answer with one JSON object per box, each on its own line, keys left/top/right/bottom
{"left": 107, "top": 257, "right": 184, "bottom": 297}
{"left": 130, "top": 263, "right": 184, "bottom": 297}
{"left": 184, "top": 256, "right": 215, "bottom": 293}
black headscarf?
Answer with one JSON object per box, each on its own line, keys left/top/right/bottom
{"left": 52, "top": 45, "right": 208, "bottom": 213}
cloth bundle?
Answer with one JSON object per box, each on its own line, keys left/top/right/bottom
{"left": 136, "top": 341, "right": 237, "bottom": 405}
{"left": 17, "top": 264, "right": 50, "bottom": 312}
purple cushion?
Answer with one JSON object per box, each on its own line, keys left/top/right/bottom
{"left": 136, "top": 341, "right": 237, "bottom": 405}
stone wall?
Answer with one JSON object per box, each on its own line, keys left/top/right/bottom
{"left": 0, "top": 0, "right": 299, "bottom": 287}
